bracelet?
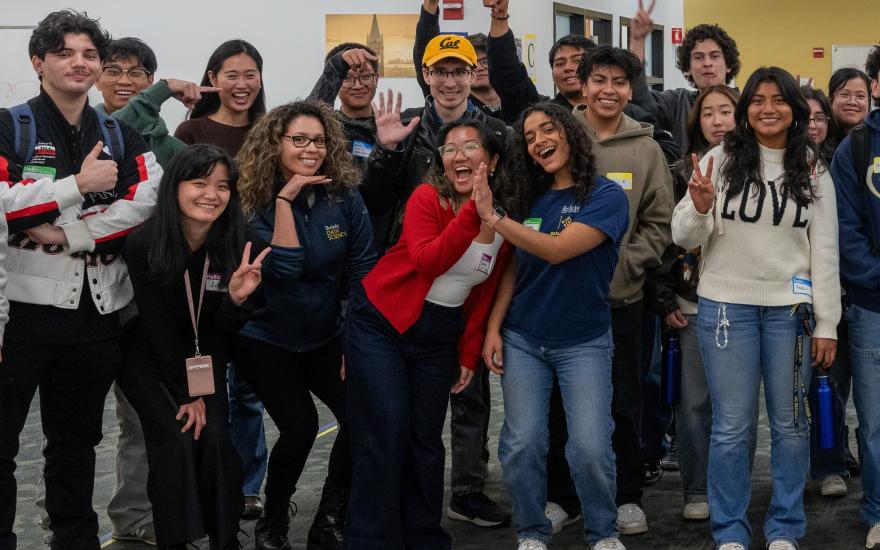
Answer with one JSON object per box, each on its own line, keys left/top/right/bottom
{"left": 491, "top": 13, "right": 510, "bottom": 20}
{"left": 275, "top": 195, "right": 295, "bottom": 206}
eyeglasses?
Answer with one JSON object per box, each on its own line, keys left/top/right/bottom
{"left": 476, "top": 57, "right": 489, "bottom": 68}
{"left": 835, "top": 91, "right": 869, "bottom": 103}
{"left": 341, "top": 73, "right": 377, "bottom": 88}
{"left": 427, "top": 68, "right": 473, "bottom": 83}
{"left": 809, "top": 114, "right": 828, "bottom": 125}
{"left": 102, "top": 66, "right": 151, "bottom": 83}
{"left": 283, "top": 135, "right": 327, "bottom": 148}
{"left": 438, "top": 140, "right": 483, "bottom": 157}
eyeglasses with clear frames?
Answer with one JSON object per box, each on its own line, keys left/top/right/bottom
{"left": 438, "top": 140, "right": 483, "bottom": 157}
{"left": 341, "top": 73, "right": 377, "bottom": 88}
{"left": 102, "top": 66, "right": 151, "bottom": 83}
{"left": 427, "top": 68, "right": 473, "bottom": 83}
{"left": 809, "top": 114, "right": 828, "bottom": 125}
{"left": 835, "top": 91, "right": 869, "bottom": 103}
{"left": 283, "top": 135, "right": 327, "bottom": 148}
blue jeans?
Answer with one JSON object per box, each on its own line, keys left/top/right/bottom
{"left": 698, "top": 299, "right": 812, "bottom": 548}
{"left": 641, "top": 314, "right": 673, "bottom": 461}
{"left": 345, "top": 285, "right": 461, "bottom": 550}
{"left": 228, "top": 362, "right": 268, "bottom": 497}
{"left": 847, "top": 304, "right": 880, "bottom": 526}
{"left": 498, "top": 328, "right": 618, "bottom": 545}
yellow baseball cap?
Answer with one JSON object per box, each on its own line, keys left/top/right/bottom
{"left": 422, "top": 34, "right": 478, "bottom": 67}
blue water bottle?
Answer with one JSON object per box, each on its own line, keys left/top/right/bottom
{"left": 816, "top": 375, "right": 836, "bottom": 450}
{"left": 662, "top": 335, "right": 682, "bottom": 405}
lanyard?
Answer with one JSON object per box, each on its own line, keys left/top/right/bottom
{"left": 792, "top": 303, "right": 813, "bottom": 434}
{"left": 183, "top": 257, "right": 210, "bottom": 357}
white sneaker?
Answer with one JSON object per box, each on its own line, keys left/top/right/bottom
{"left": 718, "top": 544, "right": 746, "bottom": 550}
{"left": 544, "top": 501, "right": 581, "bottom": 534}
{"left": 820, "top": 474, "right": 848, "bottom": 497}
{"left": 682, "top": 501, "right": 709, "bottom": 521}
{"left": 592, "top": 537, "right": 627, "bottom": 550}
{"left": 867, "top": 522, "right": 880, "bottom": 548}
{"left": 767, "top": 540, "right": 797, "bottom": 550}
{"left": 616, "top": 503, "right": 648, "bottom": 535}
{"left": 517, "top": 539, "right": 547, "bottom": 550}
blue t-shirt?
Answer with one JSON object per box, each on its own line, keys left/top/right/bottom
{"left": 504, "top": 176, "right": 629, "bottom": 347}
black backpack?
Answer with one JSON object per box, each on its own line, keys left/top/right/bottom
{"left": 848, "top": 123, "right": 878, "bottom": 253}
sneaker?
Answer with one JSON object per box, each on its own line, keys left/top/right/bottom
{"left": 243, "top": 495, "right": 264, "bottom": 519}
{"left": 112, "top": 523, "right": 157, "bottom": 545}
{"left": 544, "top": 501, "right": 581, "bottom": 534}
{"left": 517, "top": 539, "right": 547, "bottom": 550}
{"left": 617, "top": 503, "right": 648, "bottom": 535}
{"left": 593, "top": 537, "right": 626, "bottom": 550}
{"left": 447, "top": 491, "right": 511, "bottom": 528}
{"left": 868, "top": 522, "right": 880, "bottom": 549}
{"left": 642, "top": 459, "right": 663, "bottom": 486}
{"left": 660, "top": 437, "right": 680, "bottom": 471}
{"left": 682, "top": 501, "right": 709, "bottom": 521}
{"left": 820, "top": 474, "right": 848, "bottom": 497}
{"left": 718, "top": 544, "right": 746, "bottom": 550}
{"left": 767, "top": 539, "right": 796, "bottom": 550}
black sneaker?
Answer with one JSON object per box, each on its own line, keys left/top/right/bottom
{"left": 447, "top": 492, "right": 511, "bottom": 528}
{"left": 660, "top": 437, "right": 680, "bottom": 471}
{"left": 642, "top": 459, "right": 663, "bottom": 486}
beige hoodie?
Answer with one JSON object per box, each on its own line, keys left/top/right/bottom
{"left": 574, "top": 105, "right": 674, "bottom": 307}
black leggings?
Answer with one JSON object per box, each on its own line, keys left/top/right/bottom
{"left": 234, "top": 335, "right": 349, "bottom": 513}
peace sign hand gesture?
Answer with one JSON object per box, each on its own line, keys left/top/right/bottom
{"left": 631, "top": 0, "right": 656, "bottom": 42}
{"left": 688, "top": 153, "right": 716, "bottom": 215}
{"left": 228, "top": 241, "right": 272, "bottom": 306}
{"left": 374, "top": 89, "right": 420, "bottom": 150}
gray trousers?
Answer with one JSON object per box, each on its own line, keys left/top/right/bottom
{"left": 449, "top": 361, "right": 491, "bottom": 495}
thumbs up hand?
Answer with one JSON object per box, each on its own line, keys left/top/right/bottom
{"left": 76, "top": 141, "right": 118, "bottom": 194}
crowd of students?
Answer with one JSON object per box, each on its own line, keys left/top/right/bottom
{"left": 0, "top": 0, "right": 879, "bottom": 549}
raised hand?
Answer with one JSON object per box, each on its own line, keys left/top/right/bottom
{"left": 165, "top": 78, "right": 221, "bottom": 110}
{"left": 373, "top": 89, "right": 420, "bottom": 150}
{"left": 76, "top": 141, "right": 117, "bottom": 193}
{"left": 277, "top": 174, "right": 332, "bottom": 202}
{"left": 342, "top": 48, "right": 379, "bottom": 71}
{"left": 688, "top": 153, "right": 716, "bottom": 215}
{"left": 630, "top": 0, "right": 656, "bottom": 42}
{"left": 228, "top": 241, "right": 272, "bottom": 306}
{"left": 489, "top": 0, "right": 509, "bottom": 16}
{"left": 469, "top": 163, "right": 494, "bottom": 220}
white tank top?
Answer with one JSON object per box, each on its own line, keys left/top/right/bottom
{"left": 425, "top": 233, "right": 504, "bottom": 308}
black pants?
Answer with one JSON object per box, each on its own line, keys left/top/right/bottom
{"left": 0, "top": 338, "right": 119, "bottom": 550}
{"left": 117, "top": 336, "right": 242, "bottom": 547}
{"left": 547, "top": 301, "right": 645, "bottom": 513}
{"left": 450, "top": 361, "right": 491, "bottom": 496}
{"left": 234, "top": 335, "right": 349, "bottom": 514}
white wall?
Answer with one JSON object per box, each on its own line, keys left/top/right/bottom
{"left": 2, "top": 0, "right": 685, "bottom": 132}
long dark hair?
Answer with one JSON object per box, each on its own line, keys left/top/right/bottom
{"left": 190, "top": 39, "right": 266, "bottom": 123}
{"left": 428, "top": 119, "right": 505, "bottom": 210}
{"left": 800, "top": 85, "right": 838, "bottom": 162}
{"left": 146, "top": 144, "right": 246, "bottom": 286}
{"left": 719, "top": 67, "right": 818, "bottom": 208}
{"left": 506, "top": 102, "right": 597, "bottom": 219}
{"left": 685, "top": 85, "right": 740, "bottom": 156}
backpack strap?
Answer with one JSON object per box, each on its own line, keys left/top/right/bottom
{"left": 8, "top": 103, "right": 36, "bottom": 165}
{"left": 95, "top": 109, "right": 125, "bottom": 164}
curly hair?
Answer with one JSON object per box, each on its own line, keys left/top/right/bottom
{"left": 867, "top": 45, "right": 880, "bottom": 83}
{"left": 506, "top": 102, "right": 597, "bottom": 220}
{"left": 677, "top": 24, "right": 740, "bottom": 86}
{"left": 29, "top": 10, "right": 111, "bottom": 61}
{"left": 684, "top": 85, "right": 740, "bottom": 156}
{"left": 576, "top": 45, "right": 643, "bottom": 85}
{"left": 236, "top": 101, "right": 360, "bottom": 216}
{"left": 720, "top": 67, "right": 819, "bottom": 208}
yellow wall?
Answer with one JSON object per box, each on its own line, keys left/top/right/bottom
{"left": 684, "top": 0, "right": 879, "bottom": 92}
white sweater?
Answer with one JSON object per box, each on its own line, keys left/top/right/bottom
{"left": 672, "top": 144, "right": 841, "bottom": 340}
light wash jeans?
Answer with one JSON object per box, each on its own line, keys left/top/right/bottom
{"left": 698, "top": 299, "right": 812, "bottom": 548}
{"left": 498, "top": 328, "right": 618, "bottom": 545}
{"left": 847, "top": 304, "right": 880, "bottom": 527}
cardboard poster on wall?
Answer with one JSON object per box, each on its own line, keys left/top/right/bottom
{"left": 524, "top": 33, "right": 537, "bottom": 85}
{"left": 325, "top": 14, "right": 421, "bottom": 78}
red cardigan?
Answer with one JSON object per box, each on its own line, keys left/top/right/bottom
{"left": 363, "top": 183, "right": 511, "bottom": 370}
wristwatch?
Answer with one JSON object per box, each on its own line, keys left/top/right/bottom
{"left": 486, "top": 205, "right": 507, "bottom": 228}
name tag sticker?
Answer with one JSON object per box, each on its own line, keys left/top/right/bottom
{"left": 873, "top": 156, "right": 880, "bottom": 173}
{"left": 607, "top": 172, "right": 633, "bottom": 190}
{"left": 792, "top": 277, "right": 812, "bottom": 298}
{"left": 206, "top": 272, "right": 227, "bottom": 293}
{"left": 524, "top": 217, "right": 542, "bottom": 231}
{"left": 475, "top": 252, "right": 494, "bottom": 274}
{"left": 22, "top": 165, "right": 56, "bottom": 182}
{"left": 352, "top": 140, "right": 374, "bottom": 159}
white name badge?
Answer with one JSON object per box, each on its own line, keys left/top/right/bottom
{"left": 352, "top": 140, "right": 374, "bottom": 159}
{"left": 205, "top": 272, "right": 227, "bottom": 292}
{"left": 792, "top": 277, "right": 812, "bottom": 298}
{"left": 523, "top": 217, "right": 542, "bottom": 231}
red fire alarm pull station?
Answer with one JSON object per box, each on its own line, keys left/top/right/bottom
{"left": 671, "top": 28, "right": 683, "bottom": 45}
{"left": 443, "top": 0, "right": 464, "bottom": 20}
{"left": 813, "top": 47, "right": 825, "bottom": 59}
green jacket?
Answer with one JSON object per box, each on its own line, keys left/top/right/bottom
{"left": 574, "top": 105, "right": 674, "bottom": 307}
{"left": 97, "top": 80, "right": 186, "bottom": 169}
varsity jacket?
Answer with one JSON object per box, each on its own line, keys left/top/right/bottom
{"left": 0, "top": 89, "right": 161, "bottom": 314}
